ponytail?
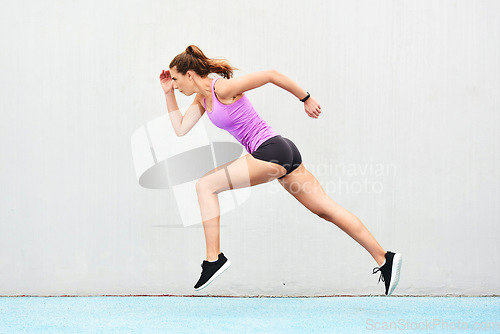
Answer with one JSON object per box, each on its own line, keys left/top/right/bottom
{"left": 169, "top": 45, "right": 238, "bottom": 79}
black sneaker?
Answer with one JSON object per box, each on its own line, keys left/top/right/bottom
{"left": 194, "top": 252, "right": 231, "bottom": 291}
{"left": 372, "top": 251, "right": 402, "bottom": 296}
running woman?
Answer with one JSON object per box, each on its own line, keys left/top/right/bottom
{"left": 159, "top": 45, "right": 402, "bottom": 295}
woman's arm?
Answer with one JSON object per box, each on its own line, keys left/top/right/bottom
{"left": 269, "top": 70, "right": 309, "bottom": 101}
{"left": 164, "top": 90, "right": 183, "bottom": 136}
{"left": 216, "top": 69, "right": 308, "bottom": 100}
{"left": 215, "top": 70, "right": 274, "bottom": 99}
{"left": 271, "top": 70, "right": 322, "bottom": 119}
{"left": 164, "top": 91, "right": 205, "bottom": 136}
{"left": 217, "top": 69, "right": 321, "bottom": 119}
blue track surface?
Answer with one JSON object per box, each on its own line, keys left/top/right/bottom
{"left": 1, "top": 297, "right": 499, "bottom": 333}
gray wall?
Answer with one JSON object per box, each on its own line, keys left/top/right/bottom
{"left": 1, "top": 0, "right": 499, "bottom": 296}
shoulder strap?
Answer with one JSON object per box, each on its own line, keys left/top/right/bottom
{"left": 212, "top": 76, "right": 220, "bottom": 92}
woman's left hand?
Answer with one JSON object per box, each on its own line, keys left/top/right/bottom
{"left": 304, "top": 96, "right": 322, "bottom": 119}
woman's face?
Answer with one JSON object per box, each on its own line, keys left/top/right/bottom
{"left": 169, "top": 67, "right": 193, "bottom": 96}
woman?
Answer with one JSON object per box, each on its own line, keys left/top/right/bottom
{"left": 159, "top": 45, "right": 402, "bottom": 295}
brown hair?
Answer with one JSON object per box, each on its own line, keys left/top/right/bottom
{"left": 169, "top": 45, "right": 239, "bottom": 79}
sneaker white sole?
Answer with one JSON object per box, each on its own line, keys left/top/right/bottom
{"left": 387, "top": 253, "right": 402, "bottom": 296}
{"left": 194, "top": 260, "right": 232, "bottom": 291}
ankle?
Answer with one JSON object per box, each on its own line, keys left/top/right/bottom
{"left": 206, "top": 252, "right": 221, "bottom": 262}
{"left": 376, "top": 252, "right": 387, "bottom": 267}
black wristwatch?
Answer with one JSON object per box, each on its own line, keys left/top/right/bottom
{"left": 300, "top": 92, "right": 310, "bottom": 102}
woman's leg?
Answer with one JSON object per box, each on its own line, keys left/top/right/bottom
{"left": 196, "top": 153, "right": 287, "bottom": 261}
{"left": 277, "top": 163, "right": 387, "bottom": 266}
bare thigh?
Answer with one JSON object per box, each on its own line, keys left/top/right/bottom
{"left": 196, "top": 153, "right": 288, "bottom": 194}
{"left": 277, "top": 163, "right": 343, "bottom": 220}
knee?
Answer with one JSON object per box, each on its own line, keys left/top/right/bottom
{"left": 196, "top": 178, "right": 214, "bottom": 194}
{"left": 316, "top": 212, "right": 330, "bottom": 220}
{"left": 315, "top": 207, "right": 334, "bottom": 221}
{"left": 312, "top": 197, "right": 334, "bottom": 221}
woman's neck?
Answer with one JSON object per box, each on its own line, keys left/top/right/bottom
{"left": 196, "top": 76, "right": 214, "bottom": 100}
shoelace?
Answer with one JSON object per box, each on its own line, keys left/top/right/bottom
{"left": 372, "top": 266, "right": 385, "bottom": 284}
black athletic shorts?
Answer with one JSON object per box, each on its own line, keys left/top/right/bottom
{"left": 251, "top": 134, "right": 302, "bottom": 179}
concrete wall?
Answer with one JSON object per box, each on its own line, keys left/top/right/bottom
{"left": 1, "top": 0, "right": 499, "bottom": 296}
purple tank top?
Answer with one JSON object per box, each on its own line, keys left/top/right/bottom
{"left": 203, "top": 76, "right": 279, "bottom": 154}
